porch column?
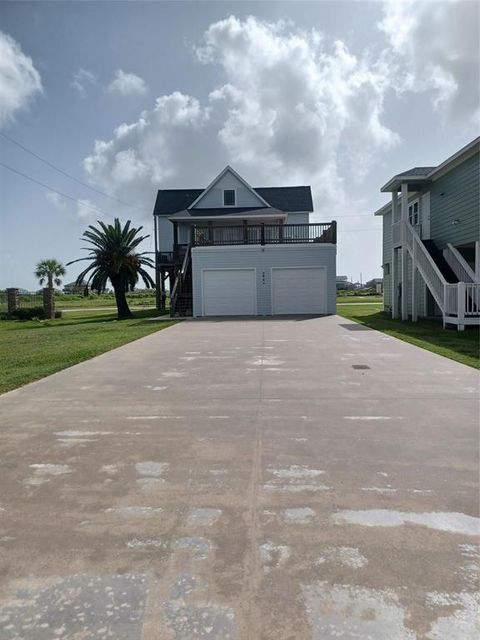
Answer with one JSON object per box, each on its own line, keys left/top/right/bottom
{"left": 173, "top": 222, "right": 179, "bottom": 259}
{"left": 401, "top": 182, "right": 409, "bottom": 320}
{"left": 391, "top": 191, "right": 399, "bottom": 319}
{"left": 475, "top": 240, "right": 480, "bottom": 281}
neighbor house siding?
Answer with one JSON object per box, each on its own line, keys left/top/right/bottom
{"left": 430, "top": 152, "right": 479, "bottom": 250}
{"left": 191, "top": 244, "right": 336, "bottom": 316}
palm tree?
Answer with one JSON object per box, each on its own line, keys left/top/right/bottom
{"left": 68, "top": 218, "right": 155, "bottom": 319}
{"left": 34, "top": 259, "right": 66, "bottom": 289}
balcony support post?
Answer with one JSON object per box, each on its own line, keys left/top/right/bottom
{"left": 243, "top": 220, "right": 248, "bottom": 244}
{"left": 401, "top": 183, "right": 409, "bottom": 321}
{"left": 391, "top": 191, "right": 399, "bottom": 319}
{"left": 261, "top": 223, "right": 265, "bottom": 246}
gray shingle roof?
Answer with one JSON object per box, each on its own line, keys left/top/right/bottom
{"left": 395, "top": 167, "right": 436, "bottom": 178}
{"left": 153, "top": 186, "right": 313, "bottom": 216}
{"left": 168, "top": 207, "right": 284, "bottom": 219}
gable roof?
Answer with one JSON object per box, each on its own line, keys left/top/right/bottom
{"left": 153, "top": 185, "right": 313, "bottom": 216}
{"left": 381, "top": 137, "right": 479, "bottom": 192}
{"left": 189, "top": 165, "right": 270, "bottom": 209}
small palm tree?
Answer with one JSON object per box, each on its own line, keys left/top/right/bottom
{"left": 68, "top": 218, "right": 155, "bottom": 319}
{"left": 34, "top": 259, "right": 66, "bottom": 289}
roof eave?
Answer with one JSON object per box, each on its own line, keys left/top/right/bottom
{"left": 380, "top": 177, "right": 432, "bottom": 193}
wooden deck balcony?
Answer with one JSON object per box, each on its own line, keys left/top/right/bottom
{"left": 190, "top": 221, "right": 337, "bottom": 247}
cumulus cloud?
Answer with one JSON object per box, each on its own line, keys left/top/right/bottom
{"left": 0, "top": 31, "right": 42, "bottom": 127}
{"left": 107, "top": 69, "right": 147, "bottom": 96}
{"left": 82, "top": 9, "right": 478, "bottom": 225}
{"left": 71, "top": 68, "right": 96, "bottom": 96}
{"left": 379, "top": 0, "right": 480, "bottom": 122}
{"left": 83, "top": 17, "right": 400, "bottom": 217}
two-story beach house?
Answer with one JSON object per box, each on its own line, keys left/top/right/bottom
{"left": 375, "top": 138, "right": 479, "bottom": 330}
{"left": 153, "top": 166, "right": 337, "bottom": 317}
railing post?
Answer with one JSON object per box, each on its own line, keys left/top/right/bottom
{"left": 261, "top": 223, "right": 265, "bottom": 246}
{"left": 457, "top": 282, "right": 465, "bottom": 331}
{"left": 7, "top": 288, "right": 19, "bottom": 314}
{"left": 208, "top": 221, "right": 213, "bottom": 245}
{"left": 190, "top": 225, "right": 195, "bottom": 247}
{"left": 331, "top": 220, "right": 337, "bottom": 244}
{"left": 243, "top": 220, "right": 248, "bottom": 244}
{"left": 279, "top": 222, "right": 284, "bottom": 244}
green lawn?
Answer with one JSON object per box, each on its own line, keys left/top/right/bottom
{"left": 337, "top": 295, "right": 383, "bottom": 304}
{"left": 55, "top": 293, "right": 158, "bottom": 309}
{"left": 337, "top": 304, "right": 480, "bottom": 369}
{"left": 0, "top": 309, "right": 176, "bottom": 394}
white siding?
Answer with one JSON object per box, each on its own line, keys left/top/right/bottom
{"left": 192, "top": 170, "right": 265, "bottom": 209}
{"left": 192, "top": 244, "right": 336, "bottom": 316}
{"left": 286, "top": 212, "right": 310, "bottom": 224}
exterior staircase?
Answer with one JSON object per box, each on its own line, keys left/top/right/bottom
{"left": 170, "top": 244, "right": 193, "bottom": 317}
{"left": 402, "top": 221, "right": 480, "bottom": 329}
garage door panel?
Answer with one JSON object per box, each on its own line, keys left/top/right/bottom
{"left": 203, "top": 269, "right": 256, "bottom": 316}
{"left": 272, "top": 267, "right": 326, "bottom": 315}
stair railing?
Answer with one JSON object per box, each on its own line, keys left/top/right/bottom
{"left": 170, "top": 243, "right": 191, "bottom": 317}
{"left": 443, "top": 244, "right": 476, "bottom": 283}
{"left": 403, "top": 221, "right": 447, "bottom": 312}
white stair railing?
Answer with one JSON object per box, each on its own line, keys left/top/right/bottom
{"left": 403, "top": 221, "right": 447, "bottom": 312}
{"left": 443, "top": 243, "right": 476, "bottom": 283}
{"left": 465, "top": 283, "right": 480, "bottom": 316}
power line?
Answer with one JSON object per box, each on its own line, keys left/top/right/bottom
{"left": 0, "top": 131, "right": 134, "bottom": 208}
{"left": 0, "top": 160, "right": 113, "bottom": 218}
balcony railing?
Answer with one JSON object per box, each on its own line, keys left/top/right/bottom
{"left": 191, "top": 221, "right": 336, "bottom": 247}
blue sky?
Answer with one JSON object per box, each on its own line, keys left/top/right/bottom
{"left": 1, "top": 0, "right": 478, "bottom": 289}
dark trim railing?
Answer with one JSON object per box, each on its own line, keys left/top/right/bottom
{"left": 191, "top": 221, "right": 337, "bottom": 247}
{"left": 170, "top": 243, "right": 192, "bottom": 317}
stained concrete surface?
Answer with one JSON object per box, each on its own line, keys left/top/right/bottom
{"left": 0, "top": 315, "right": 478, "bottom": 639}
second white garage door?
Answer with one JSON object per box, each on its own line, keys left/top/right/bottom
{"left": 202, "top": 268, "right": 257, "bottom": 316}
{"left": 272, "top": 267, "right": 327, "bottom": 315}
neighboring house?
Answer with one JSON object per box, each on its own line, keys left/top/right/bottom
{"left": 336, "top": 275, "right": 354, "bottom": 291}
{"left": 375, "top": 138, "right": 479, "bottom": 330}
{"left": 365, "top": 278, "right": 383, "bottom": 293}
{"left": 63, "top": 281, "right": 87, "bottom": 294}
{"left": 153, "top": 166, "right": 337, "bottom": 317}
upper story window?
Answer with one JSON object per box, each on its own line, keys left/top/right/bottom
{"left": 223, "top": 189, "right": 236, "bottom": 206}
{"left": 408, "top": 200, "right": 419, "bottom": 225}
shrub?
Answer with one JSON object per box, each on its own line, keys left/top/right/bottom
{"left": 4, "top": 307, "right": 62, "bottom": 320}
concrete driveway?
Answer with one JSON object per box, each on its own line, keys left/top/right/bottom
{"left": 0, "top": 315, "right": 478, "bottom": 639}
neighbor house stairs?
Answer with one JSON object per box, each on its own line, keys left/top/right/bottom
{"left": 401, "top": 221, "right": 479, "bottom": 330}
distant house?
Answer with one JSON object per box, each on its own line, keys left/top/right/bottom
{"left": 365, "top": 278, "right": 383, "bottom": 293}
{"left": 63, "top": 281, "right": 87, "bottom": 294}
{"left": 375, "top": 138, "right": 479, "bottom": 330}
{"left": 153, "top": 166, "right": 337, "bottom": 317}
{"left": 336, "top": 275, "right": 355, "bottom": 291}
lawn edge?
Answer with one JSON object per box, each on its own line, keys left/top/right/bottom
{"left": 336, "top": 312, "right": 479, "bottom": 370}
{"left": 0, "top": 319, "right": 179, "bottom": 397}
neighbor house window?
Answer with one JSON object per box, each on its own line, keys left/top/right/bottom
{"left": 223, "top": 189, "right": 235, "bottom": 206}
{"left": 408, "top": 200, "right": 419, "bottom": 225}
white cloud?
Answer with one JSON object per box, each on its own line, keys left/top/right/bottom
{"left": 0, "top": 31, "right": 42, "bottom": 127}
{"left": 45, "top": 191, "right": 67, "bottom": 210}
{"left": 71, "top": 68, "right": 96, "bottom": 96}
{"left": 83, "top": 17, "right": 400, "bottom": 218}
{"left": 107, "top": 69, "right": 147, "bottom": 96}
{"left": 379, "top": 0, "right": 480, "bottom": 123}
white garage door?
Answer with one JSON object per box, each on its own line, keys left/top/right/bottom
{"left": 202, "top": 269, "right": 257, "bottom": 316}
{"left": 272, "top": 267, "right": 327, "bottom": 315}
